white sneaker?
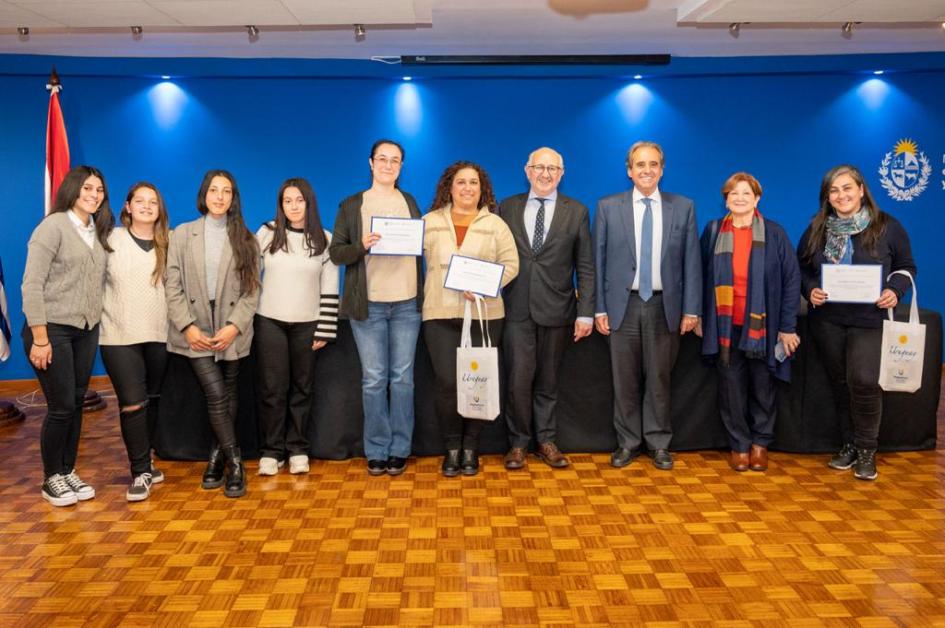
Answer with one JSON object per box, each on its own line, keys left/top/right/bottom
{"left": 288, "top": 454, "right": 310, "bottom": 474}
{"left": 63, "top": 470, "right": 95, "bottom": 500}
{"left": 42, "top": 474, "right": 78, "bottom": 507}
{"left": 258, "top": 457, "right": 283, "bottom": 476}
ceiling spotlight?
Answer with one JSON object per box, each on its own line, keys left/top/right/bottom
{"left": 354, "top": 24, "right": 366, "bottom": 41}
{"left": 247, "top": 25, "right": 259, "bottom": 42}
{"left": 728, "top": 22, "right": 741, "bottom": 38}
{"left": 131, "top": 26, "right": 143, "bottom": 41}
{"left": 873, "top": 69, "right": 884, "bottom": 75}
{"left": 841, "top": 21, "right": 858, "bottom": 39}
{"left": 633, "top": 74, "right": 643, "bottom": 80}
{"left": 17, "top": 26, "right": 29, "bottom": 41}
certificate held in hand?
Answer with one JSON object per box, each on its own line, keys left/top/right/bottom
{"left": 444, "top": 254, "right": 505, "bottom": 298}
{"left": 821, "top": 264, "right": 882, "bottom": 304}
{"left": 369, "top": 216, "right": 424, "bottom": 256}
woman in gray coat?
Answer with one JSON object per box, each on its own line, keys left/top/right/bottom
{"left": 165, "top": 170, "right": 260, "bottom": 498}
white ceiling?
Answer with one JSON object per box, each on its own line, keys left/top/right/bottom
{"left": 0, "top": 0, "right": 943, "bottom": 59}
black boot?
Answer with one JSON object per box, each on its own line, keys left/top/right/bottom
{"left": 223, "top": 446, "right": 246, "bottom": 498}
{"left": 461, "top": 449, "right": 479, "bottom": 476}
{"left": 441, "top": 449, "right": 461, "bottom": 477}
{"left": 201, "top": 446, "right": 225, "bottom": 489}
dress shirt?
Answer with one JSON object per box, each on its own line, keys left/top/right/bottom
{"left": 631, "top": 188, "right": 663, "bottom": 292}
{"left": 524, "top": 190, "right": 557, "bottom": 246}
{"left": 67, "top": 210, "right": 96, "bottom": 249}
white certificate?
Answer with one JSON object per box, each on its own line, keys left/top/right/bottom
{"left": 821, "top": 264, "right": 883, "bottom": 304}
{"left": 369, "top": 217, "right": 424, "bottom": 256}
{"left": 444, "top": 254, "right": 505, "bottom": 298}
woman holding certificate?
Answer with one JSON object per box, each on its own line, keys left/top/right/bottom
{"left": 699, "top": 173, "right": 800, "bottom": 473}
{"left": 329, "top": 140, "right": 424, "bottom": 477}
{"left": 797, "top": 164, "right": 916, "bottom": 481}
{"left": 422, "top": 161, "right": 519, "bottom": 477}
{"left": 165, "top": 170, "right": 260, "bottom": 498}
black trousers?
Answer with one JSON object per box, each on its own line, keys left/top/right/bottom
{"left": 189, "top": 357, "right": 240, "bottom": 451}
{"left": 253, "top": 315, "right": 318, "bottom": 459}
{"left": 22, "top": 322, "right": 99, "bottom": 479}
{"left": 101, "top": 342, "right": 168, "bottom": 475}
{"left": 716, "top": 325, "right": 777, "bottom": 453}
{"left": 423, "top": 317, "right": 503, "bottom": 451}
{"left": 809, "top": 317, "right": 883, "bottom": 450}
{"left": 608, "top": 293, "right": 679, "bottom": 452}
{"left": 502, "top": 318, "right": 570, "bottom": 448}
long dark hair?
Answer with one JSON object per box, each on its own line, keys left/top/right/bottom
{"left": 369, "top": 138, "right": 405, "bottom": 189}
{"left": 803, "top": 164, "right": 887, "bottom": 262}
{"left": 428, "top": 161, "right": 497, "bottom": 212}
{"left": 196, "top": 170, "right": 259, "bottom": 295}
{"left": 264, "top": 178, "right": 327, "bottom": 257}
{"left": 122, "top": 181, "right": 170, "bottom": 286}
{"left": 51, "top": 165, "right": 114, "bottom": 251}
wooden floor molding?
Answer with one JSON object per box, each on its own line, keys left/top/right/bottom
{"left": 0, "top": 378, "right": 943, "bottom": 627}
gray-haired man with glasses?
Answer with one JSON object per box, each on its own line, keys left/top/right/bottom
{"left": 496, "top": 147, "right": 595, "bottom": 470}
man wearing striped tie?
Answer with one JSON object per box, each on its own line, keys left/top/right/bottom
{"left": 496, "top": 147, "right": 595, "bottom": 470}
{"left": 593, "top": 141, "right": 702, "bottom": 470}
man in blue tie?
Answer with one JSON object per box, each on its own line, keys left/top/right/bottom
{"left": 593, "top": 141, "right": 702, "bottom": 469}
{"left": 497, "top": 147, "right": 595, "bottom": 470}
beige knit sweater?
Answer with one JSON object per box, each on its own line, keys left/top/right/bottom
{"left": 421, "top": 206, "right": 519, "bottom": 321}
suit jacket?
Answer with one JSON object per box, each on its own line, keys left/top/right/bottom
{"left": 498, "top": 192, "right": 595, "bottom": 326}
{"left": 593, "top": 189, "right": 702, "bottom": 332}
{"left": 166, "top": 216, "right": 260, "bottom": 359}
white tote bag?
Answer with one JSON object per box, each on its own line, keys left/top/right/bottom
{"left": 878, "top": 270, "right": 925, "bottom": 393}
{"left": 456, "top": 295, "right": 500, "bottom": 421}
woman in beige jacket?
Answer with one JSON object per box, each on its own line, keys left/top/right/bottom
{"left": 422, "top": 161, "right": 519, "bottom": 477}
{"left": 165, "top": 169, "right": 260, "bottom": 498}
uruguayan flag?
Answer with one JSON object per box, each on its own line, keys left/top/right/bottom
{"left": 0, "top": 257, "right": 12, "bottom": 361}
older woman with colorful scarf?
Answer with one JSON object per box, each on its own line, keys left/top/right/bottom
{"left": 699, "top": 172, "right": 800, "bottom": 472}
{"left": 798, "top": 164, "right": 916, "bottom": 482}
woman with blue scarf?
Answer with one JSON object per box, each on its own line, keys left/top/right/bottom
{"left": 700, "top": 172, "right": 800, "bottom": 472}
{"left": 798, "top": 165, "right": 916, "bottom": 481}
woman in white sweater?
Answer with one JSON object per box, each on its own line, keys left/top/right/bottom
{"left": 255, "top": 178, "right": 339, "bottom": 475}
{"left": 99, "top": 182, "right": 171, "bottom": 502}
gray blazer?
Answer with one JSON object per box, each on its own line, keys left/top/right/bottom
{"left": 165, "top": 217, "right": 259, "bottom": 359}
{"left": 593, "top": 189, "right": 702, "bottom": 332}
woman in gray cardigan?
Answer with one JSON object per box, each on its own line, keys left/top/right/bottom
{"left": 21, "top": 165, "right": 114, "bottom": 507}
{"left": 165, "top": 170, "right": 260, "bottom": 498}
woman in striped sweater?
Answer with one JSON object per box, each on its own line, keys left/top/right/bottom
{"left": 99, "top": 182, "right": 171, "bottom": 501}
{"left": 254, "top": 178, "right": 339, "bottom": 476}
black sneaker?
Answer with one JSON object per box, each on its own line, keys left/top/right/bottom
{"left": 150, "top": 462, "right": 165, "bottom": 484}
{"left": 127, "top": 473, "right": 153, "bottom": 502}
{"left": 387, "top": 457, "right": 407, "bottom": 476}
{"left": 42, "top": 474, "right": 78, "bottom": 507}
{"left": 828, "top": 443, "right": 858, "bottom": 470}
{"left": 853, "top": 449, "right": 878, "bottom": 481}
{"left": 367, "top": 459, "right": 387, "bottom": 476}
{"left": 63, "top": 470, "right": 95, "bottom": 500}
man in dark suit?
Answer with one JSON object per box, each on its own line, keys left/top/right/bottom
{"left": 497, "top": 147, "right": 595, "bottom": 470}
{"left": 593, "top": 141, "right": 702, "bottom": 470}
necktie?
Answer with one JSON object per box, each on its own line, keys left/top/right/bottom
{"left": 532, "top": 197, "right": 547, "bottom": 255}
{"left": 638, "top": 197, "right": 653, "bottom": 301}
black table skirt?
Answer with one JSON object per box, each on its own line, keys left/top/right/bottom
{"left": 153, "top": 307, "right": 941, "bottom": 461}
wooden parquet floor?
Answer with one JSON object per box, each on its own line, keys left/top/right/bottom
{"left": 0, "top": 378, "right": 944, "bottom": 627}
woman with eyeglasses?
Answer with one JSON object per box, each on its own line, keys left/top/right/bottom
{"left": 798, "top": 164, "right": 916, "bottom": 481}
{"left": 166, "top": 169, "right": 260, "bottom": 498}
{"left": 22, "top": 165, "right": 114, "bottom": 507}
{"left": 99, "top": 182, "right": 172, "bottom": 501}
{"left": 329, "top": 139, "right": 424, "bottom": 476}
{"left": 422, "top": 161, "right": 519, "bottom": 477}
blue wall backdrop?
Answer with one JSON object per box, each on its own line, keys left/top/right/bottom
{"left": 1, "top": 52, "right": 943, "bottom": 380}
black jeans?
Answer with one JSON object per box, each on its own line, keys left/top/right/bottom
{"left": 423, "top": 317, "right": 503, "bottom": 451}
{"left": 809, "top": 317, "right": 883, "bottom": 450}
{"left": 716, "top": 325, "right": 777, "bottom": 453}
{"left": 189, "top": 357, "right": 240, "bottom": 450}
{"left": 22, "top": 322, "right": 99, "bottom": 478}
{"left": 253, "top": 315, "right": 317, "bottom": 459}
{"left": 101, "top": 342, "right": 168, "bottom": 475}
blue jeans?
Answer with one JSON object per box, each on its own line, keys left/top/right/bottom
{"left": 350, "top": 298, "right": 421, "bottom": 460}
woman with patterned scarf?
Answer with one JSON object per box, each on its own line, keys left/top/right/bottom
{"left": 798, "top": 165, "right": 916, "bottom": 481}
{"left": 699, "top": 172, "right": 800, "bottom": 472}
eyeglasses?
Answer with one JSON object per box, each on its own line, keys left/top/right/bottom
{"left": 373, "top": 156, "right": 402, "bottom": 167}
{"left": 527, "top": 164, "right": 562, "bottom": 175}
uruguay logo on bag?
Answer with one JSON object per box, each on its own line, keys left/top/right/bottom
{"left": 878, "top": 270, "right": 925, "bottom": 393}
